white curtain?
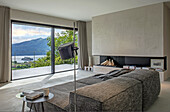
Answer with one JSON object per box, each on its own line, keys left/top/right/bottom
{"left": 77, "top": 21, "right": 88, "bottom": 69}
{"left": 0, "top": 6, "right": 11, "bottom": 82}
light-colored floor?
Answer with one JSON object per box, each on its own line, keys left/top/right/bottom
{"left": 0, "top": 70, "right": 170, "bottom": 112}
{"left": 12, "top": 64, "right": 78, "bottom": 80}
{"left": 0, "top": 70, "right": 95, "bottom": 112}
{"left": 147, "top": 78, "right": 170, "bottom": 112}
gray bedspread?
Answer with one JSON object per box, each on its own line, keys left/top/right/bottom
{"left": 93, "top": 69, "right": 132, "bottom": 80}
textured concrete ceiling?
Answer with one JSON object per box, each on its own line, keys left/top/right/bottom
{"left": 0, "top": 0, "right": 170, "bottom": 21}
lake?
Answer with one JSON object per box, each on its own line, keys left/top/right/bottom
{"left": 12, "top": 55, "right": 46, "bottom": 63}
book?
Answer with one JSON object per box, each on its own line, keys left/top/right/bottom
{"left": 136, "top": 67, "right": 142, "bottom": 69}
{"left": 142, "top": 67, "right": 150, "bottom": 70}
{"left": 129, "top": 66, "right": 136, "bottom": 70}
{"left": 123, "top": 65, "right": 129, "bottom": 69}
{"left": 22, "top": 90, "right": 34, "bottom": 95}
{"left": 26, "top": 92, "right": 43, "bottom": 100}
{"left": 20, "top": 90, "right": 35, "bottom": 97}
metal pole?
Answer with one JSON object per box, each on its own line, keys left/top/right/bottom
{"left": 34, "top": 51, "right": 35, "bottom": 68}
{"left": 14, "top": 52, "right": 16, "bottom": 63}
{"left": 73, "top": 22, "right": 77, "bottom": 112}
{"left": 14, "top": 52, "right": 16, "bottom": 68}
{"left": 51, "top": 27, "right": 55, "bottom": 74}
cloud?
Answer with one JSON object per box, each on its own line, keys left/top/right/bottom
{"left": 12, "top": 35, "right": 49, "bottom": 43}
{"left": 12, "top": 28, "right": 50, "bottom": 37}
{"left": 12, "top": 24, "right": 50, "bottom": 37}
{"left": 12, "top": 24, "right": 67, "bottom": 44}
{"left": 12, "top": 24, "right": 51, "bottom": 43}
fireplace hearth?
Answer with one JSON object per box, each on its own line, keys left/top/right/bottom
{"left": 97, "top": 56, "right": 167, "bottom": 70}
{"left": 100, "top": 59, "right": 115, "bottom": 66}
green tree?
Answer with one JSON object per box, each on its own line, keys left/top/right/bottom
{"left": 31, "top": 30, "right": 78, "bottom": 68}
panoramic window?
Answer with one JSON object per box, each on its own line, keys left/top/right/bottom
{"left": 12, "top": 21, "right": 77, "bottom": 80}
{"left": 12, "top": 23, "right": 51, "bottom": 79}
{"left": 54, "top": 28, "right": 78, "bottom": 72}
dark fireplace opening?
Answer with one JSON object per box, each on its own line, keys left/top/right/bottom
{"left": 98, "top": 56, "right": 167, "bottom": 70}
{"left": 100, "top": 56, "right": 116, "bottom": 67}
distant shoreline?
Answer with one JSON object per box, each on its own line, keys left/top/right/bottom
{"left": 12, "top": 55, "right": 46, "bottom": 63}
{"left": 12, "top": 54, "right": 47, "bottom": 56}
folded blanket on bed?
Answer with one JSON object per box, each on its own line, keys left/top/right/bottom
{"left": 93, "top": 69, "right": 133, "bottom": 81}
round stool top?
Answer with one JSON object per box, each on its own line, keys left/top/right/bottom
{"left": 23, "top": 93, "right": 54, "bottom": 103}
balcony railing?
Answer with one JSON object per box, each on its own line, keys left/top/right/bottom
{"left": 12, "top": 51, "right": 76, "bottom": 70}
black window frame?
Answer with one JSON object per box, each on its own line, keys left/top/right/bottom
{"left": 11, "top": 20, "right": 78, "bottom": 80}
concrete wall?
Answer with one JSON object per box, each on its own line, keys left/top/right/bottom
{"left": 163, "top": 3, "right": 170, "bottom": 79}
{"left": 92, "top": 3, "right": 164, "bottom": 57}
{"left": 11, "top": 9, "right": 75, "bottom": 27}
{"left": 86, "top": 21, "right": 100, "bottom": 65}
{"left": 91, "top": 3, "right": 170, "bottom": 79}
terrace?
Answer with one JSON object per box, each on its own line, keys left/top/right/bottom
{"left": 12, "top": 51, "right": 78, "bottom": 80}
{"left": 12, "top": 64, "right": 78, "bottom": 80}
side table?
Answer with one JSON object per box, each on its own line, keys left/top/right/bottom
{"left": 19, "top": 92, "right": 53, "bottom": 112}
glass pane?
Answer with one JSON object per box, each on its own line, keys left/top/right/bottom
{"left": 12, "top": 23, "right": 51, "bottom": 79}
{"left": 54, "top": 29, "right": 78, "bottom": 72}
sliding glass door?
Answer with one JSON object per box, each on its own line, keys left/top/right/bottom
{"left": 12, "top": 22, "right": 51, "bottom": 79}
{"left": 11, "top": 21, "right": 78, "bottom": 80}
{"left": 54, "top": 28, "right": 78, "bottom": 72}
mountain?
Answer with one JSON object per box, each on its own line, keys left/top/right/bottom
{"left": 12, "top": 38, "right": 50, "bottom": 56}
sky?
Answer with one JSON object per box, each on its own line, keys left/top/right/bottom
{"left": 12, "top": 23, "right": 65, "bottom": 44}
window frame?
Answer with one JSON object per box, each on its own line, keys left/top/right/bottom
{"left": 11, "top": 20, "right": 78, "bottom": 80}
